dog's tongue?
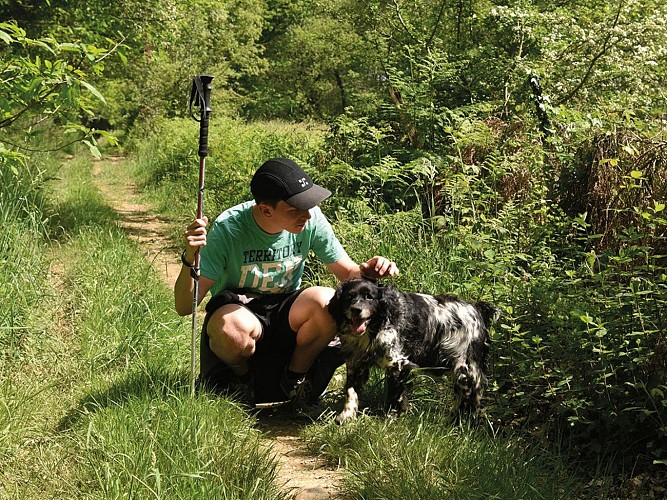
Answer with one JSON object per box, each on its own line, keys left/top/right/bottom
{"left": 351, "top": 318, "right": 368, "bottom": 335}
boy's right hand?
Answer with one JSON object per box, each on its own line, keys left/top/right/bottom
{"left": 183, "top": 216, "right": 209, "bottom": 262}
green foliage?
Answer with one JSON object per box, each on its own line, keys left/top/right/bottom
{"left": 131, "top": 116, "right": 327, "bottom": 218}
{"left": 0, "top": 21, "right": 119, "bottom": 157}
{"left": 247, "top": 9, "right": 374, "bottom": 119}
{"left": 315, "top": 95, "right": 667, "bottom": 471}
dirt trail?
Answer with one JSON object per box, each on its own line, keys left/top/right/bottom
{"left": 92, "top": 156, "right": 344, "bottom": 500}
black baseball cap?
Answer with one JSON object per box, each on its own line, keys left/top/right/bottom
{"left": 250, "top": 157, "right": 331, "bottom": 210}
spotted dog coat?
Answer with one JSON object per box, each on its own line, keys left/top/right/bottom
{"left": 328, "top": 279, "right": 499, "bottom": 424}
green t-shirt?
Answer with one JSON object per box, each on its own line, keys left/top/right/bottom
{"left": 200, "top": 201, "right": 347, "bottom": 296}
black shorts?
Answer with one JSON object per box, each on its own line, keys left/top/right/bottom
{"left": 199, "top": 288, "right": 343, "bottom": 404}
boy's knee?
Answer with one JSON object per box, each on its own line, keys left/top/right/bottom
{"left": 290, "top": 287, "right": 337, "bottom": 346}
{"left": 299, "top": 286, "right": 336, "bottom": 319}
{"left": 207, "top": 305, "right": 261, "bottom": 354}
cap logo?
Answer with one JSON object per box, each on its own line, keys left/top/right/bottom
{"left": 298, "top": 177, "right": 309, "bottom": 188}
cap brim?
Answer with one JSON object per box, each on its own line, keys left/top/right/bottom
{"left": 285, "top": 184, "right": 332, "bottom": 210}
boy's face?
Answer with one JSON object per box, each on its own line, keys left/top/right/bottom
{"left": 260, "top": 200, "right": 312, "bottom": 234}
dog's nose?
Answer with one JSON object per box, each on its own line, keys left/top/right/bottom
{"left": 350, "top": 304, "right": 363, "bottom": 316}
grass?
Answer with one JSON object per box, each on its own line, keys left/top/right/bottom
{"left": 0, "top": 153, "right": 286, "bottom": 498}
{"left": 304, "top": 374, "right": 583, "bottom": 499}
{"left": 265, "top": 372, "right": 588, "bottom": 498}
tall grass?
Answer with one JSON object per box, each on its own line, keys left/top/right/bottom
{"left": 0, "top": 154, "right": 50, "bottom": 357}
{"left": 304, "top": 412, "right": 580, "bottom": 499}
{"left": 1, "top": 153, "right": 287, "bottom": 498}
{"left": 130, "top": 117, "right": 327, "bottom": 221}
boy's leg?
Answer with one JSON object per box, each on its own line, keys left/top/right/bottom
{"left": 287, "top": 286, "right": 338, "bottom": 373}
{"left": 206, "top": 303, "right": 262, "bottom": 376}
{"left": 278, "top": 286, "right": 342, "bottom": 403}
{"left": 199, "top": 287, "right": 344, "bottom": 405}
{"left": 252, "top": 287, "right": 342, "bottom": 405}
{"left": 198, "top": 290, "right": 262, "bottom": 399}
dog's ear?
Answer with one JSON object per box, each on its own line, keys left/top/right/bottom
{"left": 327, "top": 284, "right": 343, "bottom": 322}
{"left": 377, "top": 285, "right": 401, "bottom": 321}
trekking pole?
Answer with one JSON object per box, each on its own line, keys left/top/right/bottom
{"left": 188, "top": 74, "right": 213, "bottom": 396}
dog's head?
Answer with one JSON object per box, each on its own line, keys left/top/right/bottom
{"left": 328, "top": 278, "right": 382, "bottom": 336}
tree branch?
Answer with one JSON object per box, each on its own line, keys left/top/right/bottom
{"left": 557, "top": 0, "right": 623, "bottom": 106}
{"left": 391, "top": 0, "right": 423, "bottom": 46}
{"left": 0, "top": 134, "right": 87, "bottom": 153}
{"left": 426, "top": 0, "right": 447, "bottom": 48}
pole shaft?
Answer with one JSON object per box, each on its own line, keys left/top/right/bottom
{"left": 189, "top": 74, "right": 213, "bottom": 397}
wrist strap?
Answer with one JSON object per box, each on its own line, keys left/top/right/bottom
{"left": 181, "top": 249, "right": 194, "bottom": 268}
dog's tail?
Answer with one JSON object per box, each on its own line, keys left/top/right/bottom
{"left": 473, "top": 301, "right": 499, "bottom": 373}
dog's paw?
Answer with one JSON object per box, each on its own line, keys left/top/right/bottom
{"left": 454, "top": 365, "right": 472, "bottom": 392}
{"left": 336, "top": 409, "right": 357, "bottom": 425}
{"left": 386, "top": 409, "right": 402, "bottom": 424}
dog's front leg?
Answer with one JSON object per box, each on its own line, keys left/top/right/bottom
{"left": 336, "top": 362, "right": 369, "bottom": 424}
{"left": 386, "top": 360, "right": 418, "bottom": 417}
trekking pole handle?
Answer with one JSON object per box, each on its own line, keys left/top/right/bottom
{"left": 189, "top": 75, "right": 213, "bottom": 272}
{"left": 190, "top": 75, "right": 214, "bottom": 157}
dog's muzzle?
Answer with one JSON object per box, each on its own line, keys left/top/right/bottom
{"left": 348, "top": 304, "right": 371, "bottom": 335}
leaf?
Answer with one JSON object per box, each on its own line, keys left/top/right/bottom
{"left": 0, "top": 30, "right": 12, "bottom": 44}
{"left": 97, "top": 130, "right": 119, "bottom": 146}
{"left": 579, "top": 313, "right": 594, "bottom": 325}
{"left": 650, "top": 387, "right": 665, "bottom": 399}
{"left": 83, "top": 139, "right": 101, "bottom": 159}
{"left": 80, "top": 80, "right": 106, "bottom": 104}
{"left": 630, "top": 170, "right": 643, "bottom": 179}
{"left": 654, "top": 201, "right": 665, "bottom": 213}
{"left": 622, "top": 145, "right": 636, "bottom": 156}
{"left": 59, "top": 42, "right": 81, "bottom": 52}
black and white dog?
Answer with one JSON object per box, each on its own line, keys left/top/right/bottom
{"left": 328, "top": 279, "right": 499, "bottom": 424}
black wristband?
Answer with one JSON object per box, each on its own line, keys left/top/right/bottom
{"left": 181, "top": 249, "right": 195, "bottom": 268}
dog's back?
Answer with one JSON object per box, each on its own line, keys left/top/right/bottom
{"left": 377, "top": 289, "right": 494, "bottom": 369}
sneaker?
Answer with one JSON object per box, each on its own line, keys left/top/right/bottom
{"left": 279, "top": 341, "right": 346, "bottom": 407}
{"left": 304, "top": 340, "right": 345, "bottom": 401}
{"left": 228, "top": 372, "right": 255, "bottom": 406}
{"left": 279, "top": 369, "right": 314, "bottom": 407}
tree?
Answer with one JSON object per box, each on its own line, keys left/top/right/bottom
{"left": 0, "top": 21, "right": 118, "bottom": 157}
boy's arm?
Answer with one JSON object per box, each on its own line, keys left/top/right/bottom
{"left": 326, "top": 254, "right": 399, "bottom": 282}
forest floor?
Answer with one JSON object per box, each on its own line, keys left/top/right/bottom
{"left": 92, "top": 156, "right": 345, "bottom": 500}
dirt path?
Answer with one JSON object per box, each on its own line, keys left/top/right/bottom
{"left": 92, "top": 156, "right": 344, "bottom": 500}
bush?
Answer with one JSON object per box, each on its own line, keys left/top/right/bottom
{"left": 131, "top": 117, "right": 327, "bottom": 218}
{"left": 319, "top": 108, "right": 667, "bottom": 471}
